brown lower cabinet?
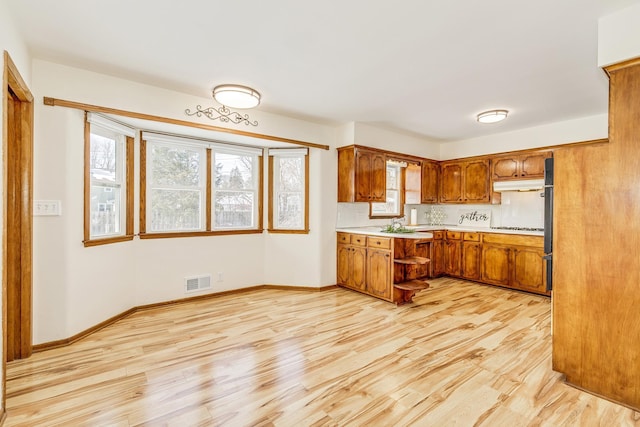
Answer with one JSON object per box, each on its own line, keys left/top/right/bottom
{"left": 337, "top": 232, "right": 393, "bottom": 302}
{"left": 414, "top": 230, "right": 547, "bottom": 296}
{"left": 480, "top": 233, "right": 548, "bottom": 295}
{"left": 431, "top": 231, "right": 445, "bottom": 276}
{"left": 337, "top": 230, "right": 549, "bottom": 301}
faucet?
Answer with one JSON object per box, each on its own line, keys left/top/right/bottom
{"left": 391, "top": 217, "right": 403, "bottom": 229}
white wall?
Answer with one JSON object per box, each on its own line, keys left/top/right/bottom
{"left": 31, "top": 60, "right": 340, "bottom": 344}
{"left": 354, "top": 122, "right": 441, "bottom": 159}
{"left": 440, "top": 113, "right": 608, "bottom": 160}
{"left": 1, "top": 0, "right": 32, "bottom": 409}
{"left": 598, "top": 1, "right": 640, "bottom": 67}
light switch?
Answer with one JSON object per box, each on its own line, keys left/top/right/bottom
{"left": 34, "top": 200, "right": 62, "bottom": 216}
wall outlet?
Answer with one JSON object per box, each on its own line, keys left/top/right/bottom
{"left": 34, "top": 200, "right": 62, "bottom": 216}
{"left": 217, "top": 272, "right": 224, "bottom": 282}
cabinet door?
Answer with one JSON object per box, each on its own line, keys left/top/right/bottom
{"left": 367, "top": 248, "right": 391, "bottom": 300}
{"left": 492, "top": 156, "right": 519, "bottom": 180}
{"left": 461, "top": 242, "right": 481, "bottom": 280}
{"left": 405, "top": 163, "right": 422, "bottom": 205}
{"left": 512, "top": 247, "right": 546, "bottom": 294}
{"left": 432, "top": 239, "right": 445, "bottom": 277}
{"left": 520, "top": 153, "right": 549, "bottom": 179}
{"left": 337, "top": 244, "right": 351, "bottom": 286}
{"left": 444, "top": 240, "right": 462, "bottom": 276}
{"left": 355, "top": 150, "right": 373, "bottom": 202}
{"left": 370, "top": 153, "right": 387, "bottom": 202}
{"left": 463, "top": 159, "right": 490, "bottom": 203}
{"left": 480, "top": 245, "right": 511, "bottom": 286}
{"left": 351, "top": 246, "right": 367, "bottom": 291}
{"left": 421, "top": 160, "right": 439, "bottom": 203}
{"left": 440, "top": 162, "right": 463, "bottom": 203}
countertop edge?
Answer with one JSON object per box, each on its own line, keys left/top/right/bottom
{"left": 336, "top": 225, "right": 544, "bottom": 238}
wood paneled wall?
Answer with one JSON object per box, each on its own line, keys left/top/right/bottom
{"left": 552, "top": 59, "right": 640, "bottom": 410}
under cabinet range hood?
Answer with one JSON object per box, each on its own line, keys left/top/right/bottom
{"left": 493, "top": 179, "right": 544, "bottom": 192}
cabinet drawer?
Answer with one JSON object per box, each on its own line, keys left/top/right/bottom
{"left": 446, "top": 231, "right": 462, "bottom": 240}
{"left": 483, "top": 233, "right": 543, "bottom": 247}
{"left": 337, "top": 232, "right": 351, "bottom": 244}
{"left": 350, "top": 234, "right": 367, "bottom": 247}
{"left": 432, "top": 231, "right": 444, "bottom": 240}
{"left": 463, "top": 232, "right": 481, "bottom": 242}
{"left": 367, "top": 236, "right": 391, "bottom": 249}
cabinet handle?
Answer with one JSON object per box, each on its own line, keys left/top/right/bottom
{"left": 376, "top": 241, "right": 380, "bottom": 245}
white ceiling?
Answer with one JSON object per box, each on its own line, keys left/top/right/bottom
{"left": 6, "top": 0, "right": 637, "bottom": 142}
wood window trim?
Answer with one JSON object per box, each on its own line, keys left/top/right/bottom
{"left": 140, "top": 141, "right": 264, "bottom": 236}
{"left": 267, "top": 152, "right": 309, "bottom": 234}
{"left": 83, "top": 114, "right": 134, "bottom": 247}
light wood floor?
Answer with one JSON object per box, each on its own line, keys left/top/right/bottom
{"left": 5, "top": 278, "right": 640, "bottom": 426}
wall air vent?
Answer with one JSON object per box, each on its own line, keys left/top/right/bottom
{"left": 184, "top": 275, "right": 212, "bottom": 293}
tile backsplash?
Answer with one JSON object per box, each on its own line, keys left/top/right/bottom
{"left": 336, "top": 190, "right": 545, "bottom": 229}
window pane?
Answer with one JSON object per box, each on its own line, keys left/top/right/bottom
{"left": 278, "top": 157, "right": 303, "bottom": 191}
{"left": 151, "top": 145, "right": 202, "bottom": 187}
{"left": 215, "top": 191, "right": 254, "bottom": 228}
{"left": 215, "top": 153, "right": 255, "bottom": 190}
{"left": 89, "top": 124, "right": 125, "bottom": 239}
{"left": 90, "top": 133, "right": 118, "bottom": 182}
{"left": 150, "top": 189, "right": 201, "bottom": 231}
{"left": 386, "top": 165, "right": 399, "bottom": 189}
{"left": 90, "top": 185, "right": 121, "bottom": 236}
{"left": 277, "top": 193, "right": 302, "bottom": 228}
{"left": 371, "top": 163, "right": 401, "bottom": 216}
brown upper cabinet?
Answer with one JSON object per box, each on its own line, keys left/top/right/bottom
{"left": 491, "top": 152, "right": 551, "bottom": 181}
{"left": 440, "top": 159, "right": 490, "bottom": 203}
{"left": 421, "top": 160, "right": 439, "bottom": 203}
{"left": 338, "top": 146, "right": 386, "bottom": 202}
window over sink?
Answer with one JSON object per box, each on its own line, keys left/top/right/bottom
{"left": 370, "top": 161, "right": 403, "bottom": 218}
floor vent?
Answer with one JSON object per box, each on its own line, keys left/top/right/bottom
{"left": 184, "top": 275, "right": 211, "bottom": 293}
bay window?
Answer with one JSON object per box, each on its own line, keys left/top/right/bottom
{"left": 140, "top": 133, "right": 263, "bottom": 237}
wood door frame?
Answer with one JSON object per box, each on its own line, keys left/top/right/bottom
{"left": 2, "top": 50, "right": 34, "bottom": 413}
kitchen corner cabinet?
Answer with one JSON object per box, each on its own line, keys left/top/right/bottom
{"left": 421, "top": 160, "right": 439, "bottom": 203}
{"left": 337, "top": 146, "right": 386, "bottom": 202}
{"left": 440, "top": 159, "right": 490, "bottom": 203}
{"left": 491, "top": 151, "right": 551, "bottom": 181}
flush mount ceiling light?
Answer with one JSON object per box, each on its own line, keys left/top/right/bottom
{"left": 213, "top": 84, "right": 261, "bottom": 109}
{"left": 477, "top": 109, "right": 508, "bottom": 124}
{"left": 185, "top": 84, "right": 261, "bottom": 126}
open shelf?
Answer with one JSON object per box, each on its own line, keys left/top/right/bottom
{"left": 393, "top": 256, "right": 430, "bottom": 265}
{"left": 394, "top": 280, "right": 430, "bottom": 291}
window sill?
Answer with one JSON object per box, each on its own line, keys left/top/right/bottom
{"left": 267, "top": 229, "right": 310, "bottom": 235}
{"left": 139, "top": 229, "right": 264, "bottom": 239}
{"left": 83, "top": 234, "right": 134, "bottom": 247}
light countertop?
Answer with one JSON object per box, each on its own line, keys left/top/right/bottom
{"left": 336, "top": 224, "right": 544, "bottom": 238}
